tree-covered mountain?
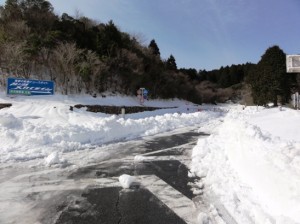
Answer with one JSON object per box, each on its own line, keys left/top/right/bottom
{"left": 1, "top": 0, "right": 294, "bottom": 105}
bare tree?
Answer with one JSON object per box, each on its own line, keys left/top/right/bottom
{"left": 50, "top": 42, "right": 104, "bottom": 94}
{"left": 129, "top": 32, "right": 147, "bottom": 46}
{"left": 35, "top": 47, "right": 54, "bottom": 81}
{"left": 79, "top": 17, "right": 99, "bottom": 29}
{"left": 77, "top": 49, "right": 103, "bottom": 93}
{"left": 0, "top": 41, "right": 33, "bottom": 78}
{"left": 51, "top": 42, "right": 84, "bottom": 94}
{"left": 5, "top": 20, "right": 30, "bottom": 41}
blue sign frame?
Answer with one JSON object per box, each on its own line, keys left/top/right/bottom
{"left": 7, "top": 78, "right": 55, "bottom": 96}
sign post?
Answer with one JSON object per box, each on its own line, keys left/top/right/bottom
{"left": 140, "top": 88, "right": 145, "bottom": 104}
{"left": 286, "top": 55, "right": 300, "bottom": 73}
{"left": 137, "top": 88, "right": 148, "bottom": 105}
{"left": 293, "top": 93, "right": 296, "bottom": 108}
{"left": 121, "top": 108, "right": 125, "bottom": 118}
{"left": 143, "top": 89, "right": 148, "bottom": 100}
{"left": 296, "top": 92, "right": 299, "bottom": 110}
{"left": 286, "top": 55, "right": 300, "bottom": 109}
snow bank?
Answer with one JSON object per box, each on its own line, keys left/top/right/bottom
{"left": 0, "top": 114, "right": 23, "bottom": 129}
{"left": 249, "top": 107, "right": 300, "bottom": 142}
{"left": 191, "top": 107, "right": 300, "bottom": 224}
{"left": 0, "top": 93, "right": 222, "bottom": 163}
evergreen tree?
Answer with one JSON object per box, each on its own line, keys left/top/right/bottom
{"left": 198, "top": 69, "right": 208, "bottom": 81}
{"left": 2, "top": 0, "right": 23, "bottom": 21}
{"left": 247, "top": 45, "right": 290, "bottom": 106}
{"left": 96, "top": 20, "right": 122, "bottom": 57}
{"left": 218, "top": 66, "right": 230, "bottom": 87}
{"left": 179, "top": 68, "right": 198, "bottom": 80}
{"left": 148, "top": 39, "right": 160, "bottom": 56}
{"left": 229, "top": 64, "right": 242, "bottom": 85}
{"left": 166, "top": 54, "right": 177, "bottom": 70}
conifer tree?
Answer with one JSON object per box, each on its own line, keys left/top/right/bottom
{"left": 166, "top": 54, "right": 177, "bottom": 70}
{"left": 247, "top": 45, "right": 290, "bottom": 106}
{"left": 148, "top": 39, "right": 160, "bottom": 56}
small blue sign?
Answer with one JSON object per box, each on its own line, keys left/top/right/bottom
{"left": 143, "top": 89, "right": 148, "bottom": 96}
{"left": 7, "top": 78, "right": 55, "bottom": 96}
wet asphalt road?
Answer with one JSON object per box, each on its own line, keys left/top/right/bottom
{"left": 53, "top": 187, "right": 187, "bottom": 224}
{"left": 49, "top": 130, "right": 206, "bottom": 224}
{"left": 0, "top": 128, "right": 208, "bottom": 224}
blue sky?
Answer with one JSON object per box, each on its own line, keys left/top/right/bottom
{"left": 3, "top": 0, "right": 300, "bottom": 70}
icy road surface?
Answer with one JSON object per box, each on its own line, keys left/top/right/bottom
{"left": 0, "top": 127, "right": 227, "bottom": 224}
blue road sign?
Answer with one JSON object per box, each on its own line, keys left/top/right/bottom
{"left": 7, "top": 78, "right": 55, "bottom": 96}
{"left": 143, "top": 89, "right": 148, "bottom": 96}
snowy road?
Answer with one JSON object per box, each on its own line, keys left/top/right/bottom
{"left": 2, "top": 93, "right": 300, "bottom": 223}
{"left": 0, "top": 127, "right": 212, "bottom": 224}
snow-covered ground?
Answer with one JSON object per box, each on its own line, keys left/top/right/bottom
{"left": 1, "top": 92, "right": 300, "bottom": 224}
{"left": 0, "top": 93, "right": 222, "bottom": 164}
{"left": 191, "top": 106, "right": 300, "bottom": 224}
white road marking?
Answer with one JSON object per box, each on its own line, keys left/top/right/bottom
{"left": 1, "top": 175, "right": 199, "bottom": 223}
{"left": 137, "top": 175, "right": 198, "bottom": 224}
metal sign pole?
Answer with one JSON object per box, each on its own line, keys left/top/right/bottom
{"left": 297, "top": 92, "right": 299, "bottom": 110}
{"left": 293, "top": 93, "right": 296, "bottom": 108}
{"left": 121, "top": 108, "right": 125, "bottom": 118}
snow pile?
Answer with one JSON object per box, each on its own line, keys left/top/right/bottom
{"left": 0, "top": 93, "right": 222, "bottom": 163}
{"left": 134, "top": 155, "right": 146, "bottom": 162}
{"left": 0, "top": 114, "right": 23, "bottom": 129}
{"left": 191, "top": 107, "right": 300, "bottom": 224}
{"left": 44, "top": 152, "right": 67, "bottom": 167}
{"left": 119, "top": 174, "right": 138, "bottom": 189}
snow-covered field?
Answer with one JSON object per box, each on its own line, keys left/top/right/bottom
{"left": 1, "top": 92, "right": 300, "bottom": 224}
